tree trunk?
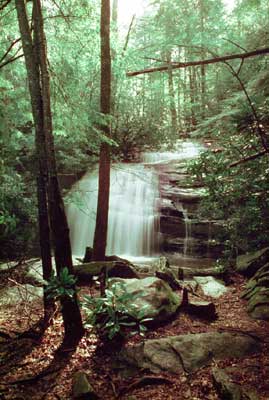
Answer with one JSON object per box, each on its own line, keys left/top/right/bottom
{"left": 166, "top": 51, "right": 178, "bottom": 136}
{"left": 32, "top": 0, "right": 84, "bottom": 347}
{"left": 182, "top": 53, "right": 188, "bottom": 130}
{"left": 199, "top": 0, "right": 206, "bottom": 118}
{"left": 15, "top": 0, "right": 54, "bottom": 329}
{"left": 16, "top": 0, "right": 84, "bottom": 346}
{"left": 189, "top": 67, "right": 196, "bottom": 127}
{"left": 92, "top": 0, "right": 111, "bottom": 278}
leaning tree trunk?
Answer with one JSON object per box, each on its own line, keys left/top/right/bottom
{"left": 15, "top": 0, "right": 54, "bottom": 329}
{"left": 92, "top": 0, "right": 111, "bottom": 275}
{"left": 32, "top": 0, "right": 84, "bottom": 347}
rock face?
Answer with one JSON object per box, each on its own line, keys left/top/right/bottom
{"left": 154, "top": 157, "right": 225, "bottom": 259}
{"left": 109, "top": 277, "right": 180, "bottom": 323}
{"left": 236, "top": 247, "right": 269, "bottom": 278}
{"left": 120, "top": 332, "right": 261, "bottom": 374}
{"left": 241, "top": 261, "right": 269, "bottom": 320}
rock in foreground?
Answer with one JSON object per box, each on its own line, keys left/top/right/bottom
{"left": 120, "top": 332, "right": 261, "bottom": 374}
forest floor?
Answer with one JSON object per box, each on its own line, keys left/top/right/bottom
{"left": 0, "top": 265, "right": 269, "bottom": 400}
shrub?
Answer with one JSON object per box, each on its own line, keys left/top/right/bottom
{"left": 83, "top": 282, "right": 152, "bottom": 341}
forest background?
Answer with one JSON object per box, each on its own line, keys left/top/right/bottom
{"left": 1, "top": 0, "right": 269, "bottom": 262}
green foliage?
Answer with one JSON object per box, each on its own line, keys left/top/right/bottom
{"left": 45, "top": 268, "right": 78, "bottom": 300}
{"left": 0, "top": 159, "right": 36, "bottom": 260}
{"left": 189, "top": 145, "right": 269, "bottom": 254}
{"left": 83, "top": 283, "right": 152, "bottom": 341}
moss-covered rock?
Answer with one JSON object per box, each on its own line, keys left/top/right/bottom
{"left": 236, "top": 247, "right": 269, "bottom": 278}
{"left": 241, "top": 259, "right": 269, "bottom": 320}
{"left": 74, "top": 261, "right": 139, "bottom": 281}
{"left": 120, "top": 332, "right": 261, "bottom": 374}
{"left": 109, "top": 277, "right": 180, "bottom": 323}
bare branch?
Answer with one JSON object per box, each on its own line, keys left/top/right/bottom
{"left": 221, "top": 38, "right": 248, "bottom": 52}
{"left": 127, "top": 47, "right": 269, "bottom": 77}
{"left": 122, "top": 14, "right": 135, "bottom": 55}
{"left": 0, "top": 0, "right": 11, "bottom": 11}
{"left": 0, "top": 53, "right": 24, "bottom": 69}
{"left": 230, "top": 150, "right": 267, "bottom": 167}
{"left": 0, "top": 38, "right": 21, "bottom": 64}
{"left": 237, "top": 58, "right": 244, "bottom": 75}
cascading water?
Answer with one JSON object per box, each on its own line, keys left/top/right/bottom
{"left": 66, "top": 164, "right": 160, "bottom": 258}
{"left": 66, "top": 140, "right": 214, "bottom": 265}
{"left": 176, "top": 202, "right": 193, "bottom": 256}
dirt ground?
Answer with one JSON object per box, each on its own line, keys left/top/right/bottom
{"left": 0, "top": 263, "right": 269, "bottom": 400}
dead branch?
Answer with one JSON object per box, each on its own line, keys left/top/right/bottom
{"left": 221, "top": 38, "right": 247, "bottom": 52}
{"left": 230, "top": 150, "right": 267, "bottom": 167}
{"left": 122, "top": 14, "right": 136, "bottom": 56}
{"left": 0, "top": 38, "right": 21, "bottom": 64}
{"left": 127, "top": 47, "right": 269, "bottom": 77}
{"left": 0, "top": 53, "right": 24, "bottom": 69}
{"left": 0, "top": 0, "right": 11, "bottom": 11}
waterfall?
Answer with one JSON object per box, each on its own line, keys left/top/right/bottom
{"left": 143, "top": 141, "right": 203, "bottom": 164}
{"left": 66, "top": 164, "right": 159, "bottom": 258}
{"left": 66, "top": 140, "right": 213, "bottom": 264}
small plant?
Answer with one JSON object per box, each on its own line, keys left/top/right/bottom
{"left": 45, "top": 267, "right": 78, "bottom": 300}
{"left": 83, "top": 282, "right": 152, "bottom": 341}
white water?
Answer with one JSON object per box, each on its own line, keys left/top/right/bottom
{"left": 143, "top": 141, "right": 203, "bottom": 164}
{"left": 66, "top": 164, "right": 160, "bottom": 258}
{"left": 67, "top": 141, "right": 204, "bottom": 261}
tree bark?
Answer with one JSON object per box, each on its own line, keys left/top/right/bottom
{"left": 189, "top": 67, "right": 196, "bottom": 127}
{"left": 16, "top": 0, "right": 84, "bottom": 345}
{"left": 15, "top": 0, "right": 54, "bottom": 328}
{"left": 166, "top": 51, "right": 178, "bottom": 135}
{"left": 199, "top": 0, "right": 206, "bottom": 118}
{"left": 92, "top": 0, "right": 111, "bottom": 276}
{"left": 32, "top": 0, "right": 84, "bottom": 346}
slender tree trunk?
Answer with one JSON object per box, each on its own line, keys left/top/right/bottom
{"left": 92, "top": 0, "right": 111, "bottom": 281}
{"left": 182, "top": 52, "right": 188, "bottom": 130}
{"left": 201, "top": 63, "right": 206, "bottom": 116}
{"left": 166, "top": 51, "right": 178, "bottom": 136}
{"left": 112, "top": 0, "right": 118, "bottom": 30}
{"left": 33, "top": 0, "right": 84, "bottom": 347}
{"left": 199, "top": 0, "right": 206, "bottom": 118}
{"left": 189, "top": 67, "right": 196, "bottom": 127}
{"left": 15, "top": 0, "right": 54, "bottom": 329}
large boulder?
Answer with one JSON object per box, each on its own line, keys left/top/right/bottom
{"left": 109, "top": 277, "right": 180, "bottom": 323}
{"left": 246, "top": 289, "right": 269, "bottom": 320}
{"left": 194, "top": 276, "right": 228, "bottom": 298}
{"left": 120, "top": 332, "right": 261, "bottom": 374}
{"left": 74, "top": 261, "right": 139, "bottom": 281}
{"left": 236, "top": 247, "right": 269, "bottom": 278}
{"left": 241, "top": 262, "right": 269, "bottom": 320}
